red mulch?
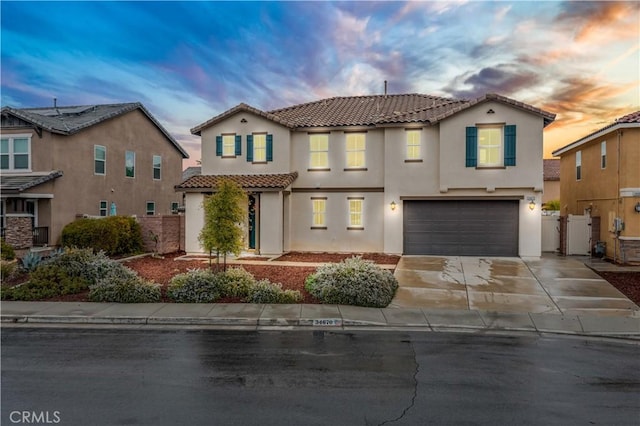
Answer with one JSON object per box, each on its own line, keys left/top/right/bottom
{"left": 594, "top": 271, "right": 640, "bottom": 305}
{"left": 273, "top": 251, "right": 401, "bottom": 264}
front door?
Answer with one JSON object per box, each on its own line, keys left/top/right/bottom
{"left": 248, "top": 195, "right": 256, "bottom": 249}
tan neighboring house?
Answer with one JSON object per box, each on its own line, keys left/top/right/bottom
{"left": 542, "top": 159, "right": 560, "bottom": 206}
{"left": 552, "top": 111, "right": 640, "bottom": 263}
{"left": 178, "top": 93, "right": 555, "bottom": 258}
{"left": 1, "top": 103, "right": 189, "bottom": 249}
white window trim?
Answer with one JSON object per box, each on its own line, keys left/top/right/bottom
{"left": 576, "top": 150, "right": 582, "bottom": 181}
{"left": 347, "top": 197, "right": 364, "bottom": 229}
{"left": 405, "top": 129, "right": 422, "bottom": 161}
{"left": 311, "top": 197, "right": 327, "bottom": 228}
{"left": 222, "top": 134, "right": 236, "bottom": 157}
{"left": 99, "top": 200, "right": 108, "bottom": 217}
{"left": 146, "top": 201, "right": 156, "bottom": 215}
{"left": 253, "top": 133, "right": 267, "bottom": 162}
{"left": 1, "top": 133, "right": 32, "bottom": 172}
{"left": 125, "top": 151, "right": 136, "bottom": 178}
{"left": 94, "top": 145, "right": 106, "bottom": 175}
{"left": 309, "top": 133, "right": 330, "bottom": 169}
{"left": 153, "top": 155, "right": 162, "bottom": 180}
{"left": 345, "top": 133, "right": 366, "bottom": 169}
{"left": 601, "top": 141, "right": 606, "bottom": 169}
{"left": 477, "top": 125, "right": 503, "bottom": 168}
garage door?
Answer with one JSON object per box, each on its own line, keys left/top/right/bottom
{"left": 403, "top": 200, "right": 519, "bottom": 256}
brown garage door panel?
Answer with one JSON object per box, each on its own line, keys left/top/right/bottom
{"left": 403, "top": 200, "right": 519, "bottom": 256}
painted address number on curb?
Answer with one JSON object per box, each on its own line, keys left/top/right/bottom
{"left": 313, "top": 318, "right": 342, "bottom": 326}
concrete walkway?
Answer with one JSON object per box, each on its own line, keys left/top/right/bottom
{"left": 391, "top": 254, "right": 640, "bottom": 317}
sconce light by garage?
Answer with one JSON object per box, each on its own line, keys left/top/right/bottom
{"left": 635, "top": 202, "right": 640, "bottom": 213}
{"left": 390, "top": 201, "right": 397, "bottom": 211}
{"left": 527, "top": 196, "right": 536, "bottom": 211}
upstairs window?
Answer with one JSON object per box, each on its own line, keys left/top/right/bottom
{"left": 94, "top": 145, "right": 106, "bottom": 175}
{"left": 601, "top": 141, "right": 606, "bottom": 169}
{"left": 153, "top": 155, "right": 162, "bottom": 180}
{"left": 309, "top": 134, "right": 329, "bottom": 169}
{"left": 405, "top": 129, "right": 421, "bottom": 161}
{"left": 345, "top": 133, "right": 366, "bottom": 169}
{"left": 576, "top": 150, "right": 582, "bottom": 181}
{"left": 478, "top": 127, "right": 502, "bottom": 167}
{"left": 216, "top": 134, "right": 241, "bottom": 157}
{"left": 246, "top": 134, "right": 273, "bottom": 162}
{"left": 465, "top": 125, "right": 516, "bottom": 168}
{"left": 125, "top": 151, "right": 135, "bottom": 178}
{"left": 1, "top": 135, "right": 31, "bottom": 171}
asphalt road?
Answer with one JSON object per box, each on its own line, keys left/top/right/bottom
{"left": 2, "top": 328, "right": 638, "bottom": 426}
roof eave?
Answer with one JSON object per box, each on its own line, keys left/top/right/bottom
{"left": 191, "top": 103, "right": 292, "bottom": 135}
{"left": 552, "top": 122, "right": 639, "bottom": 157}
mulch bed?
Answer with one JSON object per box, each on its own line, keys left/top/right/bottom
{"left": 594, "top": 271, "right": 640, "bottom": 305}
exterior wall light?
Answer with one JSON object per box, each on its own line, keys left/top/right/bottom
{"left": 635, "top": 202, "right": 640, "bottom": 213}
{"left": 527, "top": 196, "right": 536, "bottom": 211}
{"left": 390, "top": 201, "right": 397, "bottom": 211}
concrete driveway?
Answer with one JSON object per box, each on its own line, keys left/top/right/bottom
{"left": 391, "top": 255, "right": 640, "bottom": 317}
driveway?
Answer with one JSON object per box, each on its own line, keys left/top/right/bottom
{"left": 391, "top": 254, "right": 640, "bottom": 317}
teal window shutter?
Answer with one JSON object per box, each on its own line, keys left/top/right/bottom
{"left": 246, "top": 135, "right": 253, "bottom": 162}
{"left": 216, "top": 136, "right": 222, "bottom": 156}
{"left": 235, "top": 135, "right": 242, "bottom": 156}
{"left": 504, "top": 125, "right": 516, "bottom": 166}
{"left": 465, "top": 127, "right": 477, "bottom": 167}
{"left": 266, "top": 134, "right": 273, "bottom": 162}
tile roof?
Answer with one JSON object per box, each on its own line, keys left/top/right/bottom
{"left": 2, "top": 103, "right": 189, "bottom": 158}
{"left": 191, "top": 93, "right": 556, "bottom": 134}
{"left": 553, "top": 110, "right": 640, "bottom": 156}
{"left": 0, "top": 171, "right": 63, "bottom": 193}
{"left": 543, "top": 159, "right": 560, "bottom": 181}
{"left": 176, "top": 172, "right": 298, "bottom": 191}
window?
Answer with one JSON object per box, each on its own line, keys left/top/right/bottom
{"left": 309, "top": 134, "right": 329, "bottom": 169}
{"left": 99, "top": 200, "right": 108, "bottom": 217}
{"left": 94, "top": 145, "right": 106, "bottom": 175}
{"left": 252, "top": 133, "right": 267, "bottom": 162}
{"left": 311, "top": 198, "right": 327, "bottom": 228}
{"left": 223, "top": 135, "right": 236, "bottom": 157}
{"left": 601, "top": 141, "right": 606, "bottom": 169}
{"left": 466, "top": 125, "right": 516, "bottom": 167}
{"left": 146, "top": 202, "right": 155, "bottom": 215}
{"left": 576, "top": 151, "right": 582, "bottom": 181}
{"left": 345, "top": 133, "right": 366, "bottom": 169}
{"left": 153, "top": 155, "right": 162, "bottom": 180}
{"left": 406, "top": 129, "right": 421, "bottom": 161}
{"left": 171, "top": 202, "right": 179, "bottom": 213}
{"left": 478, "top": 127, "right": 502, "bottom": 167}
{"left": 348, "top": 198, "right": 364, "bottom": 229}
{"left": 1, "top": 135, "right": 31, "bottom": 171}
{"left": 125, "top": 151, "right": 135, "bottom": 178}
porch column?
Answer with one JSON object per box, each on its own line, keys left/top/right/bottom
{"left": 5, "top": 215, "right": 33, "bottom": 249}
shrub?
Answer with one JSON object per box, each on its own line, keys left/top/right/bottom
{"left": 89, "top": 266, "right": 160, "bottom": 303}
{"left": 1, "top": 239, "right": 15, "bottom": 260}
{"left": 45, "top": 248, "right": 118, "bottom": 286}
{"left": 244, "top": 279, "right": 302, "bottom": 304}
{"left": 19, "top": 252, "right": 44, "bottom": 272}
{"left": 1, "top": 264, "right": 89, "bottom": 301}
{"left": 305, "top": 256, "right": 398, "bottom": 307}
{"left": 167, "top": 269, "right": 222, "bottom": 303}
{"left": 218, "top": 267, "right": 256, "bottom": 298}
{"left": 0, "top": 260, "right": 17, "bottom": 281}
{"left": 61, "top": 216, "right": 143, "bottom": 256}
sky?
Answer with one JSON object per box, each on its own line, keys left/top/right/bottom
{"left": 1, "top": 1, "right": 638, "bottom": 167}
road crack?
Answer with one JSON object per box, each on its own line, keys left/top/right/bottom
{"left": 375, "top": 341, "right": 419, "bottom": 426}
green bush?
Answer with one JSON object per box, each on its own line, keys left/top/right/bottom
{"left": 167, "top": 269, "right": 222, "bottom": 303}
{"left": 89, "top": 266, "right": 160, "bottom": 303}
{"left": 0, "top": 260, "right": 17, "bottom": 281}
{"left": 305, "top": 256, "right": 398, "bottom": 307}
{"left": 45, "top": 248, "right": 120, "bottom": 286}
{"left": 218, "top": 267, "right": 256, "bottom": 298}
{"left": 1, "top": 264, "right": 89, "bottom": 301}
{"left": 1, "top": 239, "right": 15, "bottom": 260}
{"left": 61, "top": 216, "right": 143, "bottom": 256}
{"left": 244, "top": 279, "right": 302, "bottom": 304}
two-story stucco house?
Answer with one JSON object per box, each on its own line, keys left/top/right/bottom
{"left": 1, "top": 103, "right": 189, "bottom": 248}
{"left": 177, "top": 93, "right": 555, "bottom": 258}
{"left": 552, "top": 111, "right": 640, "bottom": 263}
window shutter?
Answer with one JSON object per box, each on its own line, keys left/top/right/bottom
{"left": 246, "top": 135, "right": 253, "bottom": 162}
{"left": 504, "top": 125, "right": 516, "bottom": 166}
{"left": 216, "top": 136, "right": 222, "bottom": 156}
{"left": 235, "top": 135, "right": 242, "bottom": 156}
{"left": 266, "top": 134, "right": 273, "bottom": 162}
{"left": 465, "top": 127, "right": 477, "bottom": 167}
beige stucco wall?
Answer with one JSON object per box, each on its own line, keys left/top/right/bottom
{"left": 3, "top": 109, "right": 185, "bottom": 245}
{"left": 542, "top": 180, "right": 560, "bottom": 204}
{"left": 200, "top": 112, "right": 291, "bottom": 175}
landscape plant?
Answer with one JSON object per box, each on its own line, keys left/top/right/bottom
{"left": 244, "top": 279, "right": 302, "bottom": 304}
{"left": 305, "top": 256, "right": 398, "bottom": 307}
{"left": 89, "top": 265, "right": 161, "bottom": 303}
{"left": 167, "top": 269, "right": 222, "bottom": 303}
{"left": 61, "top": 216, "right": 143, "bottom": 256}
{"left": 1, "top": 239, "right": 15, "bottom": 260}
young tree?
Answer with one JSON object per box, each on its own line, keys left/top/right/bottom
{"left": 198, "top": 179, "right": 247, "bottom": 271}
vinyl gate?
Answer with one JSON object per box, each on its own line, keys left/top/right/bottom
{"left": 566, "top": 214, "right": 590, "bottom": 255}
{"left": 541, "top": 216, "right": 560, "bottom": 252}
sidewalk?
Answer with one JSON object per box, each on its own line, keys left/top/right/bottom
{"left": 2, "top": 301, "right": 639, "bottom": 338}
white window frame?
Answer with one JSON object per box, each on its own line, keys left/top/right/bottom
{"left": 153, "top": 155, "right": 162, "bottom": 180}
{"left": 94, "top": 145, "right": 106, "bottom": 175}
{"left": 576, "top": 150, "right": 582, "bottom": 181}
{"left": 1, "top": 134, "right": 32, "bottom": 172}
{"left": 477, "top": 126, "right": 503, "bottom": 167}
{"left": 601, "top": 141, "right": 606, "bottom": 169}
{"left": 311, "top": 198, "right": 327, "bottom": 228}
{"left": 146, "top": 201, "right": 156, "bottom": 215}
{"left": 99, "top": 200, "right": 108, "bottom": 217}
{"left": 309, "top": 134, "right": 329, "bottom": 169}
{"left": 171, "top": 202, "right": 179, "bottom": 213}
{"left": 405, "top": 129, "right": 421, "bottom": 161}
{"left": 222, "top": 134, "right": 236, "bottom": 157}
{"left": 125, "top": 151, "right": 136, "bottom": 178}
{"left": 345, "top": 133, "right": 366, "bottom": 169}
{"left": 347, "top": 198, "right": 364, "bottom": 229}
{"left": 253, "top": 133, "right": 267, "bottom": 162}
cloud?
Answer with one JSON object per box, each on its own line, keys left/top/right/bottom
{"left": 555, "top": 1, "right": 639, "bottom": 43}
{"left": 444, "top": 64, "right": 540, "bottom": 99}
{"left": 495, "top": 5, "right": 512, "bottom": 22}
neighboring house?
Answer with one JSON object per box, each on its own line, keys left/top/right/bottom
{"left": 552, "top": 111, "right": 640, "bottom": 263}
{"left": 542, "top": 159, "right": 560, "bottom": 206}
{"left": 1, "top": 103, "right": 189, "bottom": 249}
{"left": 177, "top": 93, "right": 555, "bottom": 257}
{"left": 182, "top": 166, "right": 202, "bottom": 181}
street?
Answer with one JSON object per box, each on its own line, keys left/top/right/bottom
{"left": 2, "top": 328, "right": 638, "bottom": 425}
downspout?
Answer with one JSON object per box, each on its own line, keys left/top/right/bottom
{"left": 615, "top": 129, "right": 621, "bottom": 263}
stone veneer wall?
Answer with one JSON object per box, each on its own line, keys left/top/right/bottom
{"left": 4, "top": 216, "right": 33, "bottom": 249}
{"left": 619, "top": 239, "right": 640, "bottom": 265}
{"left": 138, "top": 215, "right": 184, "bottom": 255}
